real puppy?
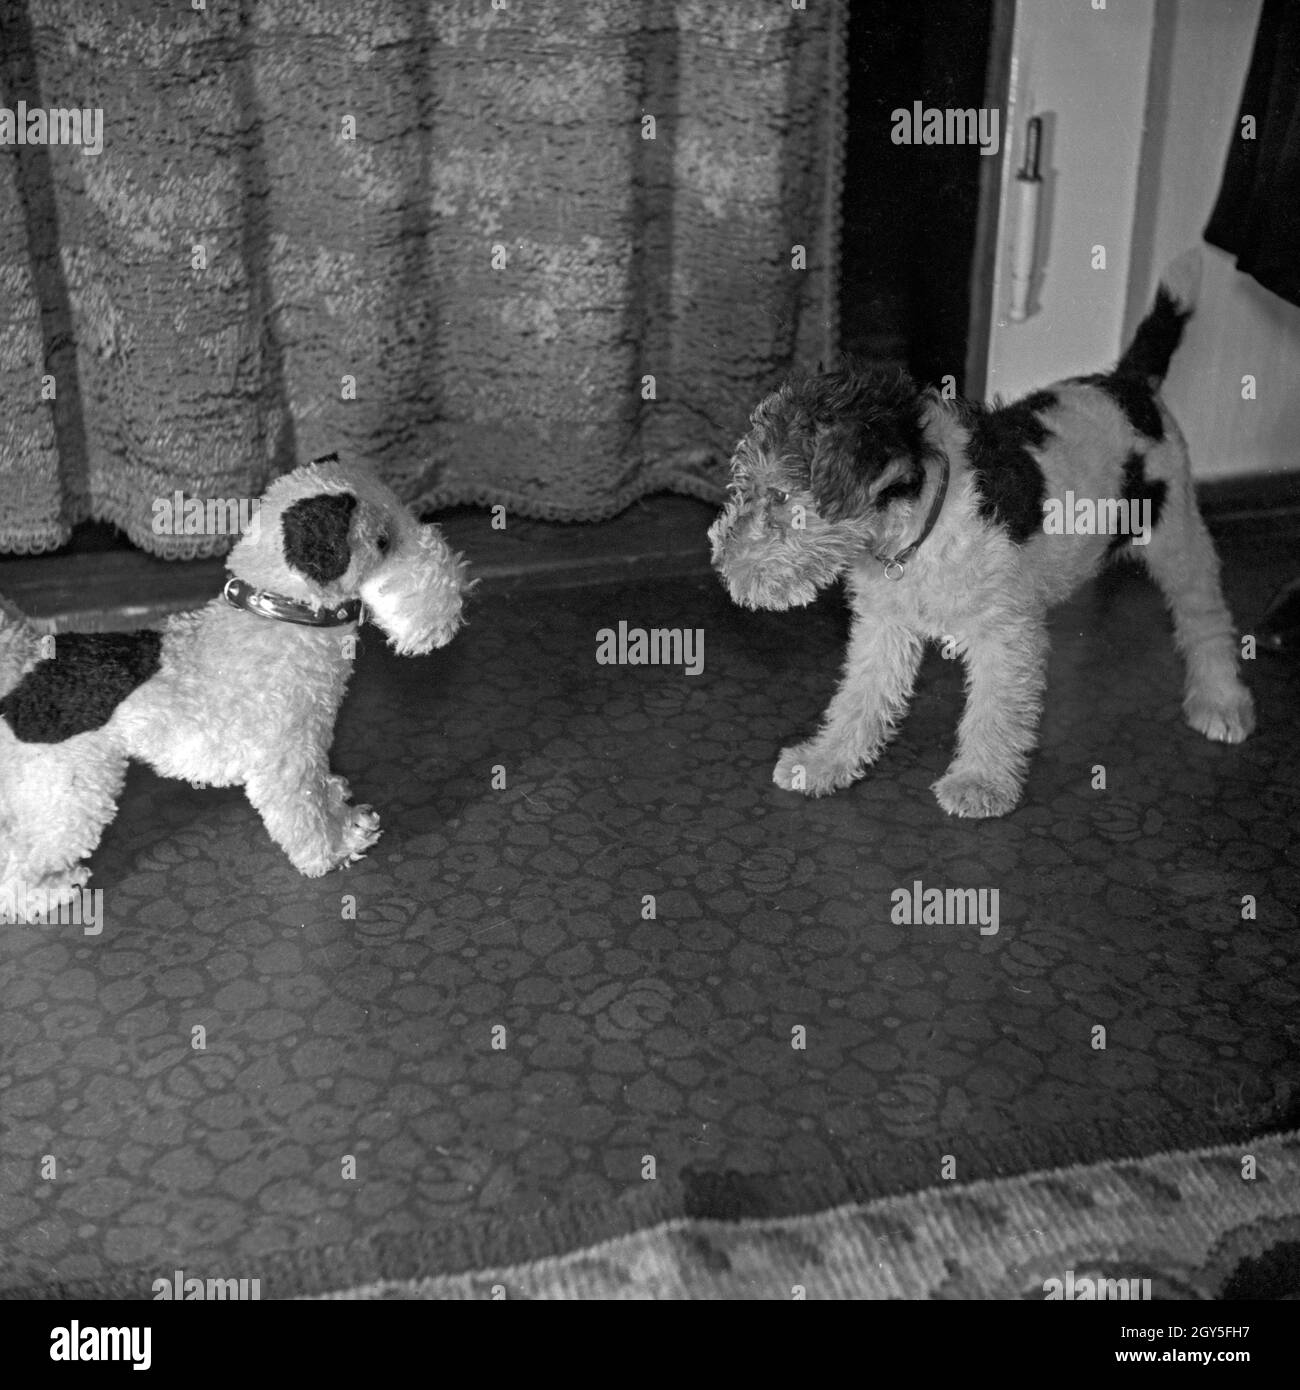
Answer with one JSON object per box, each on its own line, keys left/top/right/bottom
{"left": 709, "top": 251, "right": 1254, "bottom": 818}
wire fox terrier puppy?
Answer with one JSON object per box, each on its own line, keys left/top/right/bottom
{"left": 709, "top": 253, "right": 1255, "bottom": 818}
{"left": 0, "top": 455, "right": 468, "bottom": 920}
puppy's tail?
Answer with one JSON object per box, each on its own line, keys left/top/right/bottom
{"left": 1115, "top": 248, "right": 1202, "bottom": 385}
{"left": 0, "top": 593, "right": 43, "bottom": 700}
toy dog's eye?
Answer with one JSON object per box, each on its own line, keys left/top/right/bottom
{"left": 768, "top": 488, "right": 790, "bottom": 506}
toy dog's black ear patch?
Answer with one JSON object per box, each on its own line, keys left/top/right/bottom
{"left": 282, "top": 492, "right": 357, "bottom": 584}
{"left": 808, "top": 371, "right": 929, "bottom": 523}
{"left": 0, "top": 630, "right": 164, "bottom": 743}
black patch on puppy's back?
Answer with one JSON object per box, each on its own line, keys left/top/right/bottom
{"left": 282, "top": 492, "right": 357, "bottom": 584}
{"left": 962, "top": 390, "right": 1056, "bottom": 544}
{"left": 0, "top": 629, "right": 164, "bottom": 743}
{"left": 1076, "top": 371, "right": 1165, "bottom": 442}
{"left": 1108, "top": 450, "right": 1168, "bottom": 554}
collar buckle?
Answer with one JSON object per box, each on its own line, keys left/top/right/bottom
{"left": 874, "top": 451, "right": 950, "bottom": 580}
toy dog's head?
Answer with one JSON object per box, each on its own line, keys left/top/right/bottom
{"left": 708, "top": 366, "right": 945, "bottom": 609}
{"left": 226, "top": 455, "right": 470, "bottom": 654}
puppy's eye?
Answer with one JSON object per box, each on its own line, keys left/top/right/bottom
{"left": 768, "top": 488, "right": 790, "bottom": 506}
{"left": 376, "top": 531, "right": 391, "bottom": 555}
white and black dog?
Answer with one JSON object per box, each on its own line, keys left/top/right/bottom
{"left": 710, "top": 251, "right": 1255, "bottom": 818}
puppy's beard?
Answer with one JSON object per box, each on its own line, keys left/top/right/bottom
{"left": 720, "top": 549, "right": 839, "bottom": 610}
{"left": 360, "top": 526, "right": 470, "bottom": 655}
{"left": 711, "top": 514, "right": 854, "bottom": 611}
{"left": 726, "top": 567, "right": 822, "bottom": 611}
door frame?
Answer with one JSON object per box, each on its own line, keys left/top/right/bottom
{"left": 964, "top": 0, "right": 1017, "bottom": 400}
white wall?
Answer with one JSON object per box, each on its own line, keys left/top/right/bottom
{"left": 1135, "top": 0, "right": 1300, "bottom": 479}
{"left": 985, "top": 0, "right": 1300, "bottom": 479}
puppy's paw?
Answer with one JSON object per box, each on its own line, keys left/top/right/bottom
{"left": 932, "top": 768, "right": 1020, "bottom": 819}
{"left": 773, "top": 741, "right": 862, "bottom": 797}
{"left": 1185, "top": 684, "right": 1255, "bottom": 744}
{"left": 339, "top": 804, "right": 382, "bottom": 864}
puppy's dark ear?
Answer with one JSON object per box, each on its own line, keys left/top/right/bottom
{"left": 809, "top": 419, "right": 896, "bottom": 522}
{"left": 282, "top": 492, "right": 357, "bottom": 583}
{"left": 808, "top": 373, "right": 930, "bottom": 523}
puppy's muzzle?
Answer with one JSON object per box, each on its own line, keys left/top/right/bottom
{"left": 360, "top": 524, "right": 470, "bottom": 655}
{"left": 708, "top": 502, "right": 824, "bottom": 611}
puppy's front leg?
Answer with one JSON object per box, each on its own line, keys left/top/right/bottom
{"left": 933, "top": 616, "right": 1048, "bottom": 818}
{"left": 775, "top": 614, "right": 923, "bottom": 796}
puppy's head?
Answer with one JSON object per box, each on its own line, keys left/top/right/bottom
{"left": 227, "top": 455, "right": 471, "bottom": 654}
{"left": 708, "top": 365, "right": 941, "bottom": 609}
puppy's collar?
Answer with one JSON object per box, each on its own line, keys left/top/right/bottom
{"left": 876, "top": 453, "right": 950, "bottom": 580}
{"left": 222, "top": 577, "right": 361, "bottom": 627}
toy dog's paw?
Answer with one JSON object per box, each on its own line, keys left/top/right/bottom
{"left": 0, "top": 866, "right": 91, "bottom": 923}
{"left": 340, "top": 804, "right": 382, "bottom": 863}
{"left": 325, "top": 773, "right": 354, "bottom": 808}
{"left": 773, "top": 741, "right": 861, "bottom": 797}
{"left": 932, "top": 769, "right": 1020, "bottom": 819}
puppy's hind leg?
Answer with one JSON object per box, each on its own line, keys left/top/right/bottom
{"left": 775, "top": 615, "right": 924, "bottom": 796}
{"left": 1135, "top": 488, "right": 1254, "bottom": 744}
{"left": 933, "top": 615, "right": 1048, "bottom": 818}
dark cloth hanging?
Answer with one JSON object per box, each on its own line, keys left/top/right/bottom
{"left": 1204, "top": 0, "right": 1300, "bottom": 307}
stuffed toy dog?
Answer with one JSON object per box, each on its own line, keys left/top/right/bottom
{"left": 0, "top": 455, "right": 468, "bottom": 921}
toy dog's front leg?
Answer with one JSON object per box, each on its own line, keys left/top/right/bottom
{"left": 245, "top": 758, "right": 381, "bottom": 876}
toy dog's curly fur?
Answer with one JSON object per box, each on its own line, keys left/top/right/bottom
{"left": 0, "top": 457, "right": 469, "bottom": 920}
{"left": 709, "top": 252, "right": 1255, "bottom": 818}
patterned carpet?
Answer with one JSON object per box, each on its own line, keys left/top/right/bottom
{"left": 1, "top": 529, "right": 1297, "bottom": 1298}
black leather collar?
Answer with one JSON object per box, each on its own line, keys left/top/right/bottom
{"left": 876, "top": 452, "right": 950, "bottom": 580}
{"left": 222, "top": 577, "right": 361, "bottom": 627}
